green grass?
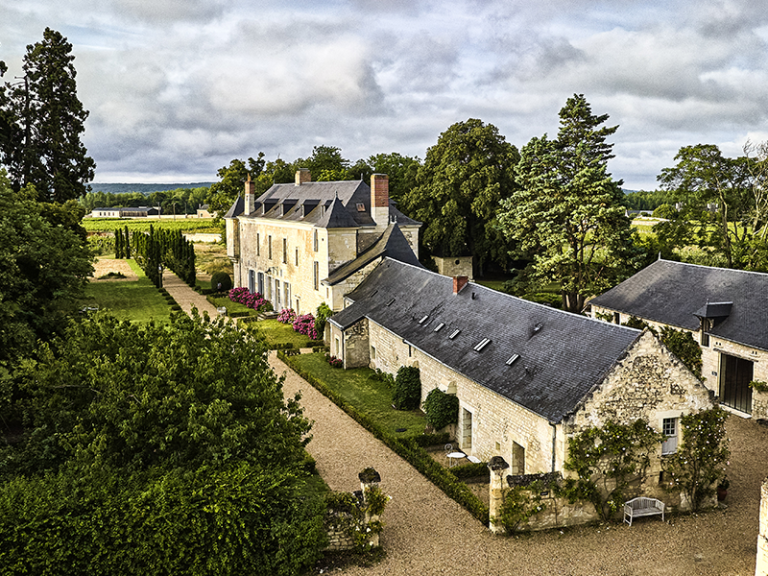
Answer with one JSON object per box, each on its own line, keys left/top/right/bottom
{"left": 254, "top": 319, "right": 319, "bottom": 349}
{"left": 288, "top": 353, "right": 426, "bottom": 436}
{"left": 80, "top": 260, "right": 171, "bottom": 323}
{"left": 83, "top": 218, "right": 220, "bottom": 234}
{"left": 207, "top": 295, "right": 255, "bottom": 316}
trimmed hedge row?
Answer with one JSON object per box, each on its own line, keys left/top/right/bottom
{"left": 278, "top": 352, "right": 489, "bottom": 525}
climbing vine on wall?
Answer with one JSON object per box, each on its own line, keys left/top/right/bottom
{"left": 662, "top": 407, "right": 729, "bottom": 512}
{"left": 621, "top": 317, "right": 703, "bottom": 379}
{"left": 494, "top": 479, "right": 549, "bottom": 533}
{"left": 562, "top": 419, "right": 663, "bottom": 520}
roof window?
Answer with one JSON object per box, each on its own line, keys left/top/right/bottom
{"left": 449, "top": 329, "right": 461, "bottom": 340}
{"left": 387, "top": 298, "right": 396, "bottom": 307}
{"left": 506, "top": 354, "right": 519, "bottom": 366}
{"left": 434, "top": 323, "right": 445, "bottom": 332}
{"left": 418, "top": 315, "right": 429, "bottom": 324}
{"left": 356, "top": 203, "right": 365, "bottom": 212}
{"left": 474, "top": 338, "right": 491, "bottom": 352}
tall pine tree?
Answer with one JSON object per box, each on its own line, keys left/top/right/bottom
{"left": 0, "top": 28, "right": 95, "bottom": 202}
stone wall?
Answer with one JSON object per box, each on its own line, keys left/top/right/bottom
{"left": 758, "top": 478, "right": 768, "bottom": 576}
{"left": 343, "top": 318, "right": 370, "bottom": 368}
{"left": 433, "top": 255, "right": 473, "bottom": 280}
{"left": 367, "top": 319, "right": 559, "bottom": 474}
{"left": 591, "top": 305, "right": 768, "bottom": 415}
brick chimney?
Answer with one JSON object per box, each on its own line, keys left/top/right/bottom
{"left": 453, "top": 276, "right": 469, "bottom": 294}
{"left": 295, "top": 168, "right": 311, "bottom": 186}
{"left": 244, "top": 175, "right": 255, "bottom": 215}
{"left": 370, "top": 173, "right": 389, "bottom": 227}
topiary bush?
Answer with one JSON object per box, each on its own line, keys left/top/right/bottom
{"left": 210, "top": 271, "right": 232, "bottom": 292}
{"left": 422, "top": 388, "right": 459, "bottom": 431}
{"left": 392, "top": 366, "right": 421, "bottom": 411}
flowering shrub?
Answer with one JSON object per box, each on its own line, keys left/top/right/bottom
{"left": 293, "top": 313, "right": 318, "bottom": 340}
{"left": 277, "top": 308, "right": 296, "bottom": 323}
{"left": 325, "top": 354, "right": 343, "bottom": 368}
{"left": 228, "top": 287, "right": 271, "bottom": 312}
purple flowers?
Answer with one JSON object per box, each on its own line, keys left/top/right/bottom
{"left": 228, "top": 287, "right": 269, "bottom": 311}
{"left": 326, "top": 354, "right": 343, "bottom": 368}
{"left": 277, "top": 308, "right": 296, "bottom": 323}
{"left": 293, "top": 313, "right": 318, "bottom": 340}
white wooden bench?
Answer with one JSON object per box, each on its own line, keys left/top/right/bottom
{"left": 623, "top": 497, "right": 665, "bottom": 526}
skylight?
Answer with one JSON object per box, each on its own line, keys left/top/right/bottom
{"left": 418, "top": 315, "right": 429, "bottom": 324}
{"left": 434, "top": 323, "right": 445, "bottom": 332}
{"left": 387, "top": 298, "right": 396, "bottom": 306}
{"left": 474, "top": 338, "right": 491, "bottom": 352}
{"left": 506, "top": 354, "right": 519, "bottom": 366}
{"left": 449, "top": 329, "right": 461, "bottom": 340}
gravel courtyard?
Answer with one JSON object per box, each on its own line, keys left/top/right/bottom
{"left": 273, "top": 353, "right": 767, "bottom": 576}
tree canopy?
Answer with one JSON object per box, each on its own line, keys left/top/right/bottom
{"left": 657, "top": 142, "right": 768, "bottom": 270}
{"left": 401, "top": 119, "right": 519, "bottom": 275}
{"left": 0, "top": 312, "right": 325, "bottom": 574}
{"left": 0, "top": 28, "right": 95, "bottom": 202}
{"left": 499, "top": 94, "right": 637, "bottom": 312}
{"left": 0, "top": 169, "right": 92, "bottom": 367}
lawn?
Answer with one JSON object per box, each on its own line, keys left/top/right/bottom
{"left": 80, "top": 260, "right": 171, "bottom": 323}
{"left": 83, "top": 218, "right": 220, "bottom": 234}
{"left": 253, "top": 319, "right": 320, "bottom": 349}
{"left": 287, "top": 353, "right": 427, "bottom": 437}
{"left": 207, "top": 294, "right": 255, "bottom": 316}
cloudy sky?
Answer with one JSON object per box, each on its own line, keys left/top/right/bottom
{"left": 2, "top": 0, "right": 768, "bottom": 189}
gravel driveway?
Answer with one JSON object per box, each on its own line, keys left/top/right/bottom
{"left": 273, "top": 352, "right": 766, "bottom": 576}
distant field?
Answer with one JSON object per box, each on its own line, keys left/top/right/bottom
{"left": 84, "top": 218, "right": 220, "bottom": 234}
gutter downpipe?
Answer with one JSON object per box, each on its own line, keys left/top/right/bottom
{"left": 550, "top": 422, "right": 557, "bottom": 473}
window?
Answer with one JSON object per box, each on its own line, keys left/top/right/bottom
{"left": 268, "top": 235, "right": 272, "bottom": 259}
{"left": 313, "top": 261, "right": 319, "bottom": 291}
{"left": 408, "top": 345, "right": 412, "bottom": 357}
{"left": 295, "top": 247, "right": 299, "bottom": 266}
{"left": 371, "top": 346, "right": 376, "bottom": 360}
{"left": 275, "top": 280, "right": 281, "bottom": 307}
{"left": 282, "top": 238, "right": 287, "bottom": 263}
{"left": 434, "top": 323, "right": 445, "bottom": 332}
{"left": 335, "top": 337, "right": 340, "bottom": 357}
{"left": 511, "top": 442, "right": 525, "bottom": 475}
{"left": 313, "top": 230, "right": 319, "bottom": 252}
{"left": 701, "top": 332, "right": 710, "bottom": 347}
{"left": 474, "top": 338, "right": 491, "bottom": 352}
{"left": 257, "top": 233, "right": 260, "bottom": 256}
{"left": 661, "top": 418, "right": 678, "bottom": 455}
{"left": 449, "top": 329, "right": 461, "bottom": 340}
{"left": 284, "top": 283, "right": 290, "bottom": 308}
{"left": 613, "top": 312, "right": 620, "bottom": 324}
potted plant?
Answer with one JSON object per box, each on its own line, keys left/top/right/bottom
{"left": 717, "top": 476, "right": 729, "bottom": 501}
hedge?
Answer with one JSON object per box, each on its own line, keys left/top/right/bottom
{"left": 278, "top": 352, "right": 489, "bottom": 525}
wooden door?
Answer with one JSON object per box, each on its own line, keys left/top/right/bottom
{"left": 720, "top": 353, "right": 753, "bottom": 414}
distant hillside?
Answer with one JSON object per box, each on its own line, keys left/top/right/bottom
{"left": 90, "top": 182, "right": 214, "bottom": 195}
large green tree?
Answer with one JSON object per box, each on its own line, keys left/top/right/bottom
{"left": 657, "top": 143, "right": 768, "bottom": 269}
{"left": 0, "top": 169, "right": 93, "bottom": 367}
{"left": 0, "top": 312, "right": 325, "bottom": 574}
{"left": 0, "top": 28, "right": 95, "bottom": 202}
{"left": 206, "top": 154, "right": 266, "bottom": 214}
{"left": 499, "top": 94, "right": 637, "bottom": 312}
{"left": 401, "top": 119, "right": 519, "bottom": 275}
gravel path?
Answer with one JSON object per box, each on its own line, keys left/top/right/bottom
{"left": 272, "top": 352, "right": 767, "bottom": 576}
{"left": 162, "top": 271, "right": 221, "bottom": 317}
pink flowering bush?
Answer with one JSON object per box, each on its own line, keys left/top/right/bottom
{"left": 325, "top": 354, "right": 343, "bottom": 368}
{"left": 277, "top": 308, "right": 296, "bottom": 323}
{"left": 292, "top": 313, "right": 318, "bottom": 340}
{"left": 228, "top": 287, "right": 272, "bottom": 312}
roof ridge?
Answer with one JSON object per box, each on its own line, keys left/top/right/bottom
{"left": 658, "top": 258, "right": 768, "bottom": 278}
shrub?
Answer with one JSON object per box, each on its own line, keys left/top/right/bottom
{"left": 325, "top": 354, "right": 343, "bottom": 368}
{"left": 659, "top": 326, "right": 703, "bottom": 379}
{"left": 392, "top": 366, "right": 421, "bottom": 411}
{"left": 422, "top": 388, "right": 459, "bottom": 431}
{"left": 293, "top": 314, "right": 318, "bottom": 340}
{"left": 210, "top": 271, "right": 232, "bottom": 292}
{"left": 229, "top": 287, "right": 270, "bottom": 311}
{"left": 314, "top": 302, "right": 333, "bottom": 338}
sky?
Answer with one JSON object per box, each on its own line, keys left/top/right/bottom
{"left": 2, "top": 0, "right": 768, "bottom": 189}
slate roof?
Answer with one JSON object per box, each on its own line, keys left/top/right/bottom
{"left": 330, "top": 259, "right": 642, "bottom": 423}
{"left": 223, "top": 195, "right": 244, "bottom": 219}
{"left": 590, "top": 259, "right": 768, "bottom": 351}
{"left": 315, "top": 195, "right": 359, "bottom": 229}
{"left": 324, "top": 223, "right": 423, "bottom": 286}
{"left": 228, "top": 179, "right": 419, "bottom": 228}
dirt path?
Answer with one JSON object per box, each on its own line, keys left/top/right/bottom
{"left": 272, "top": 352, "right": 766, "bottom": 576}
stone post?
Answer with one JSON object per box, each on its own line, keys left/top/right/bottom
{"left": 757, "top": 478, "right": 768, "bottom": 576}
{"left": 488, "top": 456, "right": 510, "bottom": 534}
{"left": 359, "top": 468, "right": 382, "bottom": 547}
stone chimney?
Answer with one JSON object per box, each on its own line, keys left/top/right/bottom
{"left": 244, "top": 175, "right": 255, "bottom": 215}
{"left": 453, "top": 276, "right": 469, "bottom": 294}
{"left": 295, "top": 168, "right": 311, "bottom": 186}
{"left": 370, "top": 173, "right": 389, "bottom": 227}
